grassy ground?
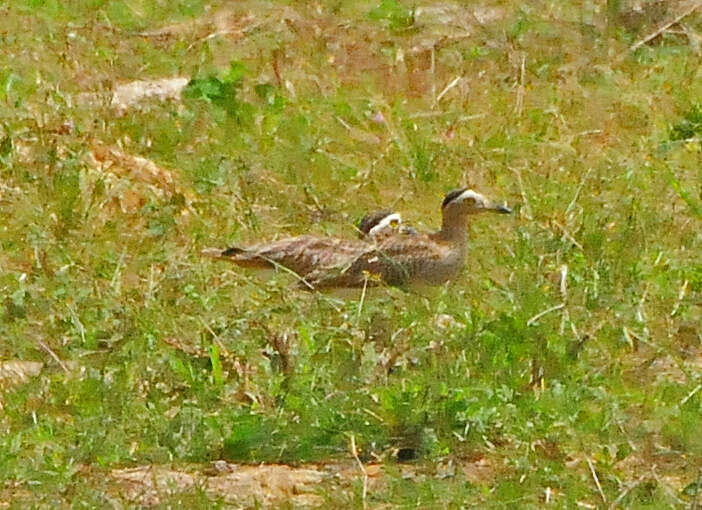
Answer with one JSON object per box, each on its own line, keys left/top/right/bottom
{"left": 1, "top": 0, "right": 701, "bottom": 507}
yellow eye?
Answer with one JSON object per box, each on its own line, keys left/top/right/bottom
{"left": 389, "top": 218, "right": 400, "bottom": 229}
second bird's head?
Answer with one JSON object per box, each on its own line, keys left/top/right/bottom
{"left": 357, "top": 210, "right": 403, "bottom": 239}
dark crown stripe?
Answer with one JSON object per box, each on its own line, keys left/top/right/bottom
{"left": 442, "top": 188, "right": 468, "bottom": 208}
{"left": 358, "top": 210, "right": 393, "bottom": 234}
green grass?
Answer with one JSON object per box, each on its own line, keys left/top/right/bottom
{"left": 1, "top": 0, "right": 701, "bottom": 507}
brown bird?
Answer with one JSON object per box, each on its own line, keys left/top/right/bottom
{"left": 308, "top": 189, "right": 512, "bottom": 288}
{"left": 202, "top": 188, "right": 511, "bottom": 289}
{"left": 199, "top": 212, "right": 406, "bottom": 286}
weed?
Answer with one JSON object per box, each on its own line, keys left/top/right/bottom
{"left": 369, "top": 0, "right": 414, "bottom": 31}
{"left": 185, "top": 61, "right": 255, "bottom": 123}
{"left": 670, "top": 103, "right": 702, "bottom": 142}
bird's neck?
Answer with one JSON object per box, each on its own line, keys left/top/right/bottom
{"left": 435, "top": 210, "right": 469, "bottom": 245}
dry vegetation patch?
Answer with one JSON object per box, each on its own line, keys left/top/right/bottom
{"left": 110, "top": 463, "right": 332, "bottom": 507}
{"left": 108, "top": 457, "right": 502, "bottom": 507}
{"left": 0, "top": 360, "right": 43, "bottom": 387}
{"left": 110, "top": 77, "right": 189, "bottom": 115}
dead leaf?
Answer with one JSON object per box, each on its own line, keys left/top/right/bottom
{"left": 0, "top": 361, "right": 43, "bottom": 386}
{"left": 111, "top": 77, "right": 189, "bottom": 115}
{"left": 461, "top": 456, "right": 497, "bottom": 485}
{"left": 88, "top": 141, "right": 195, "bottom": 208}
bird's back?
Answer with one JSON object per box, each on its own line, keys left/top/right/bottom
{"left": 212, "top": 235, "right": 370, "bottom": 278}
{"left": 308, "top": 233, "right": 467, "bottom": 288}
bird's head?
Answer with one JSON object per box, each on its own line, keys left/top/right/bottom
{"left": 357, "top": 210, "right": 403, "bottom": 239}
{"left": 441, "top": 188, "right": 512, "bottom": 216}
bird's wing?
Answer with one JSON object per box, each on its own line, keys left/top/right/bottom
{"left": 208, "top": 235, "right": 370, "bottom": 276}
{"left": 306, "top": 235, "right": 445, "bottom": 288}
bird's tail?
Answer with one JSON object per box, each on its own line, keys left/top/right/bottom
{"left": 221, "top": 246, "right": 246, "bottom": 257}
{"left": 201, "top": 246, "right": 245, "bottom": 259}
{"left": 201, "top": 246, "right": 274, "bottom": 269}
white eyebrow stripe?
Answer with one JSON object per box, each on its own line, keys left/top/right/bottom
{"left": 367, "top": 213, "right": 402, "bottom": 236}
{"left": 457, "top": 189, "right": 484, "bottom": 202}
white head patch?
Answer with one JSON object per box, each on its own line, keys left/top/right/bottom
{"left": 456, "top": 189, "right": 487, "bottom": 206}
{"left": 367, "top": 212, "right": 402, "bottom": 237}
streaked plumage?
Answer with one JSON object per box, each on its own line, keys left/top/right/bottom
{"left": 202, "top": 189, "right": 511, "bottom": 289}
{"left": 203, "top": 236, "right": 365, "bottom": 275}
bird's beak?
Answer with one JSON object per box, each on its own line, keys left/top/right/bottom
{"left": 482, "top": 200, "right": 512, "bottom": 214}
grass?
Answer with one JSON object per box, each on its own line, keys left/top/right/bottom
{"left": 0, "top": 0, "right": 701, "bottom": 507}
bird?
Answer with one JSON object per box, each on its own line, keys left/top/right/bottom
{"left": 306, "top": 189, "right": 512, "bottom": 288}
{"left": 199, "top": 212, "right": 408, "bottom": 286}
{"left": 202, "top": 188, "right": 511, "bottom": 289}
{"left": 356, "top": 210, "right": 417, "bottom": 239}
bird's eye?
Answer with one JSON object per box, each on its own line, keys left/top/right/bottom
{"left": 464, "top": 197, "right": 476, "bottom": 206}
{"left": 389, "top": 218, "right": 400, "bottom": 228}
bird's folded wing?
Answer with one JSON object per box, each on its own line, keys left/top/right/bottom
{"left": 202, "top": 235, "right": 370, "bottom": 274}
{"left": 306, "top": 236, "right": 443, "bottom": 288}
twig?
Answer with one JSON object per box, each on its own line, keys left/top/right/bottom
{"left": 272, "top": 48, "right": 283, "bottom": 87}
{"left": 314, "top": 147, "right": 359, "bottom": 174}
{"left": 623, "top": 326, "right": 663, "bottom": 353}
{"left": 430, "top": 47, "right": 436, "bottom": 107}
{"left": 560, "top": 305, "right": 570, "bottom": 336}
{"left": 510, "top": 166, "right": 533, "bottom": 220}
{"left": 565, "top": 168, "right": 593, "bottom": 217}
{"left": 626, "top": 1, "right": 702, "bottom": 55}
{"left": 570, "top": 320, "right": 580, "bottom": 340}
{"left": 186, "top": 20, "right": 262, "bottom": 51}
{"left": 357, "top": 274, "right": 369, "bottom": 324}
{"left": 586, "top": 456, "right": 607, "bottom": 504}
{"left": 408, "top": 111, "right": 485, "bottom": 120}
{"left": 552, "top": 220, "right": 584, "bottom": 250}
{"left": 514, "top": 52, "right": 526, "bottom": 116}
{"left": 609, "top": 475, "right": 647, "bottom": 509}
{"left": 680, "top": 383, "right": 702, "bottom": 407}
{"left": 559, "top": 264, "right": 569, "bottom": 301}
{"left": 67, "top": 305, "right": 87, "bottom": 346}
{"left": 37, "top": 341, "right": 69, "bottom": 373}
{"left": 199, "top": 317, "right": 229, "bottom": 352}
{"left": 665, "top": 137, "right": 702, "bottom": 145}
{"left": 622, "top": 326, "right": 638, "bottom": 352}
{"left": 577, "top": 129, "right": 603, "bottom": 137}
{"left": 187, "top": 30, "right": 238, "bottom": 50}
{"left": 671, "top": 279, "right": 689, "bottom": 317}
{"left": 350, "top": 435, "right": 368, "bottom": 509}
{"left": 362, "top": 407, "right": 385, "bottom": 423}
{"left": 271, "top": 260, "right": 316, "bottom": 289}
{"left": 650, "top": 465, "right": 686, "bottom": 506}
{"left": 146, "top": 264, "right": 161, "bottom": 303}
{"left": 680, "top": 22, "right": 702, "bottom": 55}
{"left": 110, "top": 249, "right": 126, "bottom": 293}
{"left": 527, "top": 303, "right": 565, "bottom": 326}
{"left": 435, "top": 76, "right": 462, "bottom": 104}
{"left": 335, "top": 116, "right": 352, "bottom": 131}
{"left": 636, "top": 283, "right": 649, "bottom": 324}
